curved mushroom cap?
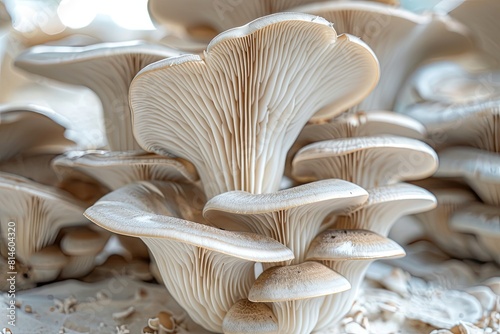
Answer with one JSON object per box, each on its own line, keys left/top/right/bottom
{"left": 286, "top": 111, "right": 426, "bottom": 176}
{"left": 223, "top": 299, "right": 278, "bottom": 334}
{"left": 0, "top": 104, "right": 74, "bottom": 162}
{"left": 0, "top": 172, "right": 89, "bottom": 262}
{"left": 307, "top": 229, "right": 405, "bottom": 261}
{"left": 52, "top": 150, "right": 199, "bottom": 190}
{"left": 404, "top": 98, "right": 500, "bottom": 152}
{"left": 406, "top": 62, "right": 500, "bottom": 106}
{"left": 84, "top": 181, "right": 294, "bottom": 263}
{"left": 436, "top": 147, "right": 500, "bottom": 205}
{"left": 293, "top": 1, "right": 473, "bottom": 111}
{"left": 15, "top": 41, "right": 183, "bottom": 151}
{"left": 29, "top": 245, "right": 68, "bottom": 269}
{"left": 292, "top": 136, "right": 438, "bottom": 188}
{"left": 249, "top": 261, "right": 350, "bottom": 303}
{"left": 60, "top": 226, "right": 109, "bottom": 256}
{"left": 450, "top": 0, "right": 500, "bottom": 67}
{"left": 204, "top": 179, "right": 368, "bottom": 263}
{"left": 0, "top": 154, "right": 60, "bottom": 186}
{"left": 130, "top": 13, "right": 379, "bottom": 198}
{"left": 334, "top": 183, "right": 436, "bottom": 235}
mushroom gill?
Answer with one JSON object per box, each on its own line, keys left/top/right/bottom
{"left": 130, "top": 13, "right": 379, "bottom": 199}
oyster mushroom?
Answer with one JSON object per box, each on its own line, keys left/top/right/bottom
{"left": 204, "top": 179, "right": 368, "bottom": 264}
{"left": 223, "top": 299, "right": 278, "bottom": 334}
{"left": 436, "top": 147, "right": 500, "bottom": 206}
{"left": 129, "top": 13, "right": 379, "bottom": 199}
{"left": 334, "top": 183, "right": 436, "bottom": 235}
{"left": 15, "top": 41, "right": 183, "bottom": 151}
{"left": 306, "top": 229, "right": 405, "bottom": 331}
{"left": 84, "top": 181, "right": 294, "bottom": 332}
{"left": 451, "top": 203, "right": 500, "bottom": 264}
{"left": 292, "top": 136, "right": 438, "bottom": 188}
{"left": 293, "top": 1, "right": 473, "bottom": 111}
{"left": 59, "top": 226, "right": 110, "bottom": 279}
{"left": 148, "top": 0, "right": 399, "bottom": 42}
{"left": 52, "top": 150, "right": 199, "bottom": 191}
{"left": 248, "top": 261, "right": 350, "bottom": 334}
{"left": 0, "top": 104, "right": 75, "bottom": 162}
{"left": 0, "top": 172, "right": 89, "bottom": 263}
{"left": 28, "top": 244, "right": 68, "bottom": 283}
{"left": 285, "top": 110, "right": 426, "bottom": 176}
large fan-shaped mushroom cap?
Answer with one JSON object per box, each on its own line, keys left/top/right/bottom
{"left": 130, "top": 13, "right": 379, "bottom": 198}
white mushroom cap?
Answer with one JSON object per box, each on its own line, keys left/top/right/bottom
{"left": 84, "top": 181, "right": 294, "bottom": 332}
{"left": 451, "top": 203, "right": 500, "bottom": 264}
{"left": 0, "top": 104, "right": 74, "bottom": 162}
{"left": 249, "top": 261, "right": 350, "bottom": 303}
{"left": 292, "top": 136, "right": 438, "bottom": 189}
{"left": 15, "top": 41, "right": 184, "bottom": 151}
{"left": 52, "top": 150, "right": 199, "bottom": 191}
{"left": 60, "top": 226, "right": 109, "bottom": 256}
{"left": 334, "top": 183, "right": 436, "bottom": 235}
{"left": 436, "top": 147, "right": 500, "bottom": 206}
{"left": 293, "top": 1, "right": 473, "bottom": 112}
{"left": 0, "top": 172, "right": 89, "bottom": 263}
{"left": 404, "top": 97, "right": 500, "bottom": 152}
{"left": 414, "top": 185, "right": 492, "bottom": 261}
{"left": 307, "top": 229, "right": 405, "bottom": 261}
{"left": 306, "top": 229, "right": 404, "bottom": 331}
{"left": 130, "top": 13, "right": 379, "bottom": 198}
{"left": 285, "top": 110, "right": 426, "bottom": 177}
{"left": 222, "top": 299, "right": 278, "bottom": 334}
{"left": 28, "top": 245, "right": 68, "bottom": 282}
{"left": 248, "top": 261, "right": 350, "bottom": 334}
{"left": 204, "top": 179, "right": 368, "bottom": 263}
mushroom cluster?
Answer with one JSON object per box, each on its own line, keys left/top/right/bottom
{"left": 1, "top": 0, "right": 497, "bottom": 333}
{"left": 394, "top": 0, "right": 500, "bottom": 264}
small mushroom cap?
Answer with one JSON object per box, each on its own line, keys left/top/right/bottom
{"left": 204, "top": 179, "right": 368, "bottom": 217}
{"left": 223, "top": 299, "right": 278, "bottom": 334}
{"left": 451, "top": 203, "right": 500, "bottom": 236}
{"left": 0, "top": 104, "right": 74, "bottom": 161}
{"left": 84, "top": 181, "right": 294, "bottom": 263}
{"left": 306, "top": 229, "right": 405, "bottom": 261}
{"left": 60, "top": 227, "right": 109, "bottom": 256}
{"left": 248, "top": 261, "right": 350, "bottom": 302}
{"left": 157, "top": 311, "right": 175, "bottom": 330}
{"left": 292, "top": 136, "right": 438, "bottom": 186}
{"left": 52, "top": 150, "right": 199, "bottom": 190}
{"left": 29, "top": 245, "right": 68, "bottom": 268}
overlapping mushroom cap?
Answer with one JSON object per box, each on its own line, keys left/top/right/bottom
{"left": 204, "top": 179, "right": 368, "bottom": 263}
{"left": 84, "top": 181, "right": 294, "bottom": 332}
{"left": 130, "top": 13, "right": 379, "bottom": 199}
{"left": 292, "top": 1, "right": 473, "bottom": 111}
{"left": 292, "top": 136, "right": 438, "bottom": 188}
{"left": 15, "top": 41, "right": 183, "bottom": 151}
{"left": 0, "top": 172, "right": 89, "bottom": 263}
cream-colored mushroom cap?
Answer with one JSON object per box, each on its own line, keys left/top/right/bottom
{"left": 29, "top": 245, "right": 68, "bottom": 268}
{"left": 293, "top": 1, "right": 473, "bottom": 111}
{"left": 52, "top": 150, "right": 198, "bottom": 190}
{"left": 130, "top": 13, "right": 379, "bottom": 198}
{"left": 223, "top": 299, "right": 278, "bottom": 334}
{"left": 307, "top": 229, "right": 405, "bottom": 261}
{"left": 436, "top": 147, "right": 500, "bottom": 205}
{"left": 248, "top": 261, "right": 350, "bottom": 302}
{"left": 451, "top": 203, "right": 500, "bottom": 236}
{"left": 60, "top": 227, "right": 109, "bottom": 256}
{"left": 0, "top": 104, "right": 74, "bottom": 161}
{"left": 334, "top": 183, "right": 436, "bottom": 235}
{"left": 84, "top": 182, "right": 293, "bottom": 263}
{"left": 292, "top": 136, "right": 438, "bottom": 188}
{"left": 0, "top": 172, "right": 88, "bottom": 262}
{"left": 15, "top": 41, "right": 183, "bottom": 151}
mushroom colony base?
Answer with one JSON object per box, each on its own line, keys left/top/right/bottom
{"left": 3, "top": 242, "right": 500, "bottom": 334}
